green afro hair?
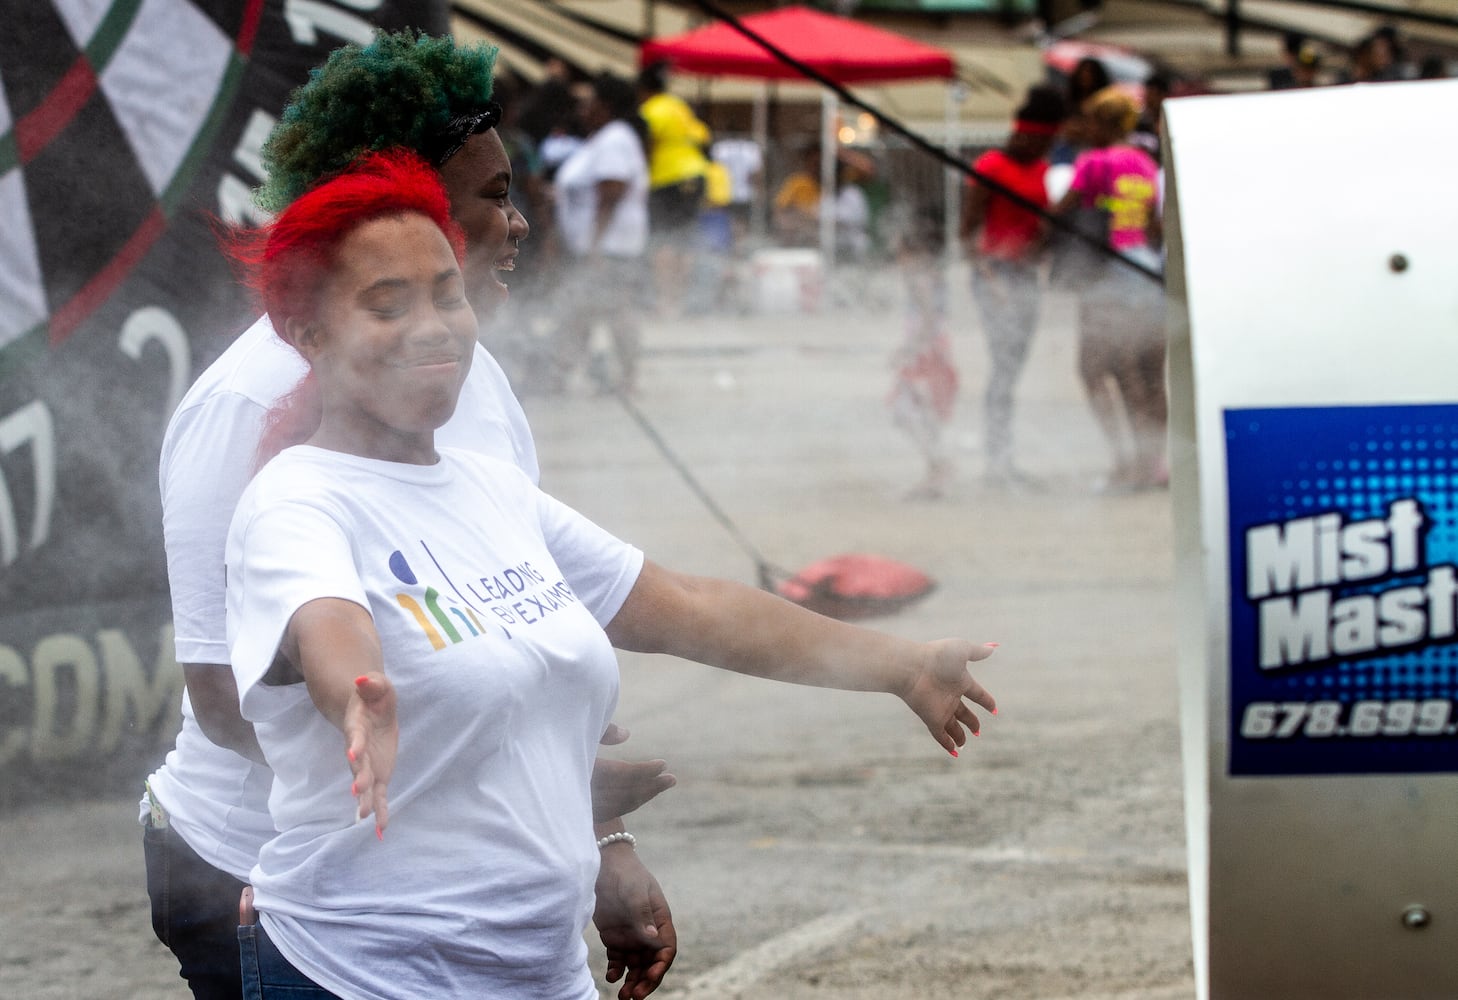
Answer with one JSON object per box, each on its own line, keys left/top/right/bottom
{"left": 257, "top": 30, "right": 497, "bottom": 212}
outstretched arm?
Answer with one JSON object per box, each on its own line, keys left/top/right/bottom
{"left": 604, "top": 561, "right": 997, "bottom": 755}
{"left": 284, "top": 597, "right": 398, "bottom": 836}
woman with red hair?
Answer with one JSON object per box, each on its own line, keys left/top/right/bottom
{"left": 236, "top": 151, "right": 467, "bottom": 468}
{"left": 228, "top": 149, "right": 653, "bottom": 999}
{"left": 227, "top": 150, "right": 999, "bottom": 999}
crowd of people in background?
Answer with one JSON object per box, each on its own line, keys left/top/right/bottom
{"left": 1271, "top": 24, "right": 1450, "bottom": 88}
{"left": 937, "top": 20, "right": 1444, "bottom": 497}
{"left": 133, "top": 22, "right": 1448, "bottom": 994}
{"left": 485, "top": 59, "right": 759, "bottom": 394}
{"left": 434, "top": 22, "right": 1443, "bottom": 495}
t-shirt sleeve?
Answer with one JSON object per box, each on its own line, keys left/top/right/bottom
{"left": 226, "top": 496, "right": 368, "bottom": 721}
{"left": 532, "top": 490, "right": 644, "bottom": 627}
{"left": 161, "top": 390, "right": 270, "bottom": 666}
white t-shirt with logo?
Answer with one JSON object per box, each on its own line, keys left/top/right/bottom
{"left": 553, "top": 119, "right": 649, "bottom": 258}
{"left": 227, "top": 445, "right": 640, "bottom": 999}
{"left": 142, "top": 315, "right": 540, "bottom": 880}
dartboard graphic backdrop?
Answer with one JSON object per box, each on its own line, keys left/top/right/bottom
{"left": 0, "top": 0, "right": 448, "bottom": 794}
{"left": 1, "top": 0, "right": 252, "bottom": 354}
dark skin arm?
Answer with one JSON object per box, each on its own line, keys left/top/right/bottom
{"left": 184, "top": 664, "right": 266, "bottom": 765}
{"left": 605, "top": 561, "right": 997, "bottom": 756}
{"left": 590, "top": 178, "right": 629, "bottom": 259}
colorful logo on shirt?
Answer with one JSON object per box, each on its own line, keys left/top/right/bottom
{"left": 389, "top": 549, "right": 495, "bottom": 650}
{"left": 387, "top": 545, "right": 583, "bottom": 651}
{"left": 1098, "top": 174, "right": 1157, "bottom": 238}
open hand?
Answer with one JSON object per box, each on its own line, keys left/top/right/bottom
{"left": 592, "top": 758, "right": 677, "bottom": 822}
{"left": 901, "top": 639, "right": 997, "bottom": 755}
{"left": 344, "top": 671, "right": 397, "bottom": 837}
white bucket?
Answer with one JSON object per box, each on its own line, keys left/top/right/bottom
{"left": 750, "top": 248, "right": 823, "bottom": 314}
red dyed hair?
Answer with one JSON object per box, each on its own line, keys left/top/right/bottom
{"left": 229, "top": 148, "right": 465, "bottom": 330}
{"left": 225, "top": 148, "right": 467, "bottom": 470}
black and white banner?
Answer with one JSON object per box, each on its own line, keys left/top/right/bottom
{"left": 0, "top": 0, "right": 449, "bottom": 795}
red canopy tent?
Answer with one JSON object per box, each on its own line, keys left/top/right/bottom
{"left": 640, "top": 6, "right": 960, "bottom": 262}
{"left": 640, "top": 5, "right": 955, "bottom": 84}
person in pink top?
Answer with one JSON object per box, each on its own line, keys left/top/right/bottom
{"left": 1053, "top": 87, "right": 1166, "bottom": 492}
{"left": 960, "top": 85, "right": 1068, "bottom": 489}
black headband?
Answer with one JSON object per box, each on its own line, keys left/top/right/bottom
{"left": 425, "top": 102, "right": 502, "bottom": 167}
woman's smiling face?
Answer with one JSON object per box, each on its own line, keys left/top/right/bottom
{"left": 437, "top": 129, "right": 526, "bottom": 314}
{"left": 293, "top": 212, "right": 478, "bottom": 464}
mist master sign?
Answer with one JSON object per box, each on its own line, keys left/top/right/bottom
{"left": 1227, "top": 404, "right": 1458, "bottom": 776}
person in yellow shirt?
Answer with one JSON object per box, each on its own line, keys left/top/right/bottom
{"left": 772, "top": 142, "right": 822, "bottom": 247}
{"left": 638, "top": 62, "right": 711, "bottom": 316}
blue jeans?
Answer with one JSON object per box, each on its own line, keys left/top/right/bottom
{"left": 143, "top": 818, "right": 249, "bottom": 1000}
{"left": 239, "top": 922, "right": 341, "bottom": 999}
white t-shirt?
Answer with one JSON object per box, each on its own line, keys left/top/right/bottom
{"left": 228, "top": 445, "right": 641, "bottom": 999}
{"left": 553, "top": 119, "right": 649, "bottom": 258}
{"left": 710, "top": 137, "right": 763, "bottom": 205}
{"left": 142, "top": 315, "right": 540, "bottom": 880}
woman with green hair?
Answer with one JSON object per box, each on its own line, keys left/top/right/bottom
{"left": 144, "top": 29, "right": 676, "bottom": 1000}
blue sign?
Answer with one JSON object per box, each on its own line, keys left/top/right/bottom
{"left": 1226, "top": 405, "right": 1458, "bottom": 776}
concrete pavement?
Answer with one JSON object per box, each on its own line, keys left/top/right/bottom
{"left": 0, "top": 266, "right": 1193, "bottom": 999}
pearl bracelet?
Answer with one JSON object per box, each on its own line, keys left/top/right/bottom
{"left": 596, "top": 831, "right": 637, "bottom": 850}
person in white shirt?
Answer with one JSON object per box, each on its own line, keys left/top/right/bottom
{"left": 226, "top": 147, "right": 998, "bottom": 999}
{"left": 550, "top": 73, "right": 651, "bottom": 394}
{"left": 709, "top": 136, "right": 763, "bottom": 215}
{"left": 142, "top": 32, "right": 675, "bottom": 1000}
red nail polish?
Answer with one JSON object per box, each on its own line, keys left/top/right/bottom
{"left": 984, "top": 642, "right": 1000, "bottom": 648}
{"left": 354, "top": 675, "right": 368, "bottom": 687}
{"left": 376, "top": 824, "right": 384, "bottom": 841}
{"left": 973, "top": 730, "right": 981, "bottom": 737}
{"left": 351, "top": 781, "right": 358, "bottom": 796}
{"left": 991, "top": 707, "right": 999, "bottom": 716}
{"left": 948, "top": 747, "right": 959, "bottom": 758}
{"left": 347, "top": 748, "right": 356, "bottom": 762}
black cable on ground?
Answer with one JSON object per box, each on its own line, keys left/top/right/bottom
{"left": 611, "top": 385, "right": 787, "bottom": 593}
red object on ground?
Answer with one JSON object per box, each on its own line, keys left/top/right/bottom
{"left": 640, "top": 6, "right": 955, "bottom": 84}
{"left": 776, "top": 553, "right": 936, "bottom": 620}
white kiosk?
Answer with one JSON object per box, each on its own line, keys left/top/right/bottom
{"left": 1166, "top": 80, "right": 1458, "bottom": 998}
